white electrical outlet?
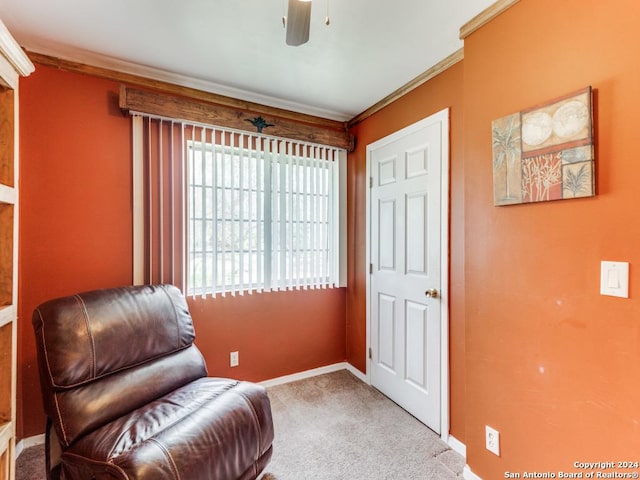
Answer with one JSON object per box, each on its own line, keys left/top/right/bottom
{"left": 230, "top": 351, "right": 239, "bottom": 367}
{"left": 485, "top": 425, "right": 500, "bottom": 456}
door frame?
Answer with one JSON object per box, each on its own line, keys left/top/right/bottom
{"left": 365, "top": 108, "right": 450, "bottom": 443}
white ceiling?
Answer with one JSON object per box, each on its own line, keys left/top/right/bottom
{"left": 0, "top": 0, "right": 496, "bottom": 121}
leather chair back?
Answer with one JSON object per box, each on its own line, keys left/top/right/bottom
{"left": 33, "top": 284, "right": 207, "bottom": 447}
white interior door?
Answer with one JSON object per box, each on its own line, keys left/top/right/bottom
{"left": 368, "top": 109, "right": 448, "bottom": 434}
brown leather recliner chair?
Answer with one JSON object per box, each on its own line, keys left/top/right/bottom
{"left": 32, "top": 284, "right": 274, "bottom": 480}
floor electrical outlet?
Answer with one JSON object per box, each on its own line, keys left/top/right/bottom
{"left": 230, "top": 351, "right": 239, "bottom": 367}
{"left": 485, "top": 425, "right": 500, "bottom": 456}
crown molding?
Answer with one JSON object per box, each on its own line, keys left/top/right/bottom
{"left": 0, "top": 19, "right": 34, "bottom": 77}
{"left": 21, "top": 39, "right": 349, "bottom": 122}
{"left": 459, "top": 0, "right": 520, "bottom": 39}
{"left": 348, "top": 48, "right": 464, "bottom": 127}
{"left": 26, "top": 49, "right": 348, "bottom": 134}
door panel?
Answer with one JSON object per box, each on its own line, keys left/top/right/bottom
{"left": 406, "top": 146, "right": 429, "bottom": 179}
{"left": 378, "top": 293, "right": 396, "bottom": 371}
{"left": 379, "top": 157, "right": 398, "bottom": 185}
{"left": 378, "top": 199, "right": 396, "bottom": 270}
{"left": 405, "top": 300, "right": 428, "bottom": 389}
{"left": 406, "top": 192, "right": 428, "bottom": 275}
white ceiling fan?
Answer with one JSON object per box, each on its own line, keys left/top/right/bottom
{"left": 284, "top": 0, "right": 329, "bottom": 46}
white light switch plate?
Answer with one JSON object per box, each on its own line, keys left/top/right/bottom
{"left": 600, "top": 261, "right": 629, "bottom": 298}
{"left": 230, "top": 351, "right": 239, "bottom": 367}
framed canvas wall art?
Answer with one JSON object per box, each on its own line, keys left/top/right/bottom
{"left": 492, "top": 86, "right": 594, "bottom": 206}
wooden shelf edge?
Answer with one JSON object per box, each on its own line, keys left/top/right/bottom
{"left": 0, "top": 305, "right": 15, "bottom": 329}
{"left": 0, "top": 184, "right": 15, "bottom": 205}
{"left": 0, "top": 421, "right": 12, "bottom": 453}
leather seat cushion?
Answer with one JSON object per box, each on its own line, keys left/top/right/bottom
{"left": 59, "top": 378, "right": 274, "bottom": 480}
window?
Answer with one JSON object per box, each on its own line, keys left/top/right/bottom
{"left": 187, "top": 139, "right": 266, "bottom": 295}
{"left": 186, "top": 134, "right": 343, "bottom": 296}
{"left": 124, "top": 120, "right": 340, "bottom": 299}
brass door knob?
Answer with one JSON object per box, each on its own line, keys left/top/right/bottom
{"left": 425, "top": 288, "right": 439, "bottom": 298}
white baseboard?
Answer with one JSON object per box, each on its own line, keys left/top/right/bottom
{"left": 260, "top": 362, "right": 351, "bottom": 388}
{"left": 345, "top": 363, "right": 368, "bottom": 383}
{"left": 15, "top": 433, "right": 45, "bottom": 457}
{"left": 448, "top": 435, "right": 466, "bottom": 458}
{"left": 463, "top": 464, "right": 483, "bottom": 480}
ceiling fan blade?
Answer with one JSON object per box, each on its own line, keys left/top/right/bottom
{"left": 286, "top": 0, "right": 311, "bottom": 46}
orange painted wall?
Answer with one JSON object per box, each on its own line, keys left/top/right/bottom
{"left": 188, "top": 289, "right": 346, "bottom": 382}
{"left": 18, "top": 65, "right": 346, "bottom": 440}
{"left": 18, "top": 66, "right": 133, "bottom": 439}
{"left": 463, "top": 1, "right": 640, "bottom": 478}
{"left": 346, "top": 62, "right": 467, "bottom": 441}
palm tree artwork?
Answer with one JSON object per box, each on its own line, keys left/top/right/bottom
{"left": 563, "top": 161, "right": 593, "bottom": 198}
{"left": 492, "top": 113, "right": 522, "bottom": 205}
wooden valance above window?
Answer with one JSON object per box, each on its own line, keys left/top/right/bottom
{"left": 119, "top": 85, "right": 355, "bottom": 152}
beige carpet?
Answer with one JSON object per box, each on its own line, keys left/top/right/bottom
{"left": 17, "top": 370, "right": 464, "bottom": 479}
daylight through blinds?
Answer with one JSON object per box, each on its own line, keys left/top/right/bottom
{"left": 134, "top": 114, "right": 344, "bottom": 298}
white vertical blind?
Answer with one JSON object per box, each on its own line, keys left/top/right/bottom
{"left": 132, "top": 115, "right": 144, "bottom": 285}
{"left": 132, "top": 114, "right": 345, "bottom": 298}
